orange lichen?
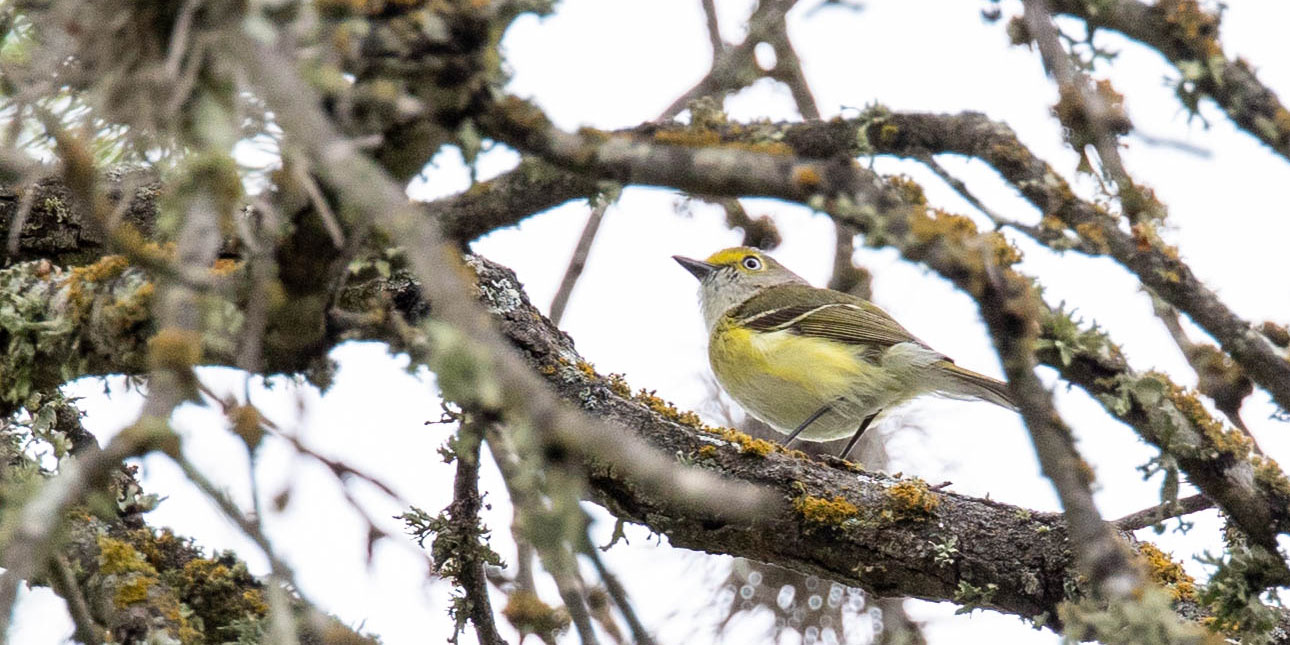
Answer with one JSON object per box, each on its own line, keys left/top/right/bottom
{"left": 63, "top": 255, "right": 131, "bottom": 309}
{"left": 710, "top": 426, "right": 781, "bottom": 457}
{"left": 1073, "top": 221, "right": 1110, "bottom": 253}
{"left": 1040, "top": 214, "right": 1066, "bottom": 232}
{"left": 606, "top": 373, "right": 632, "bottom": 398}
{"left": 1138, "top": 542, "right": 1196, "bottom": 602}
{"left": 1251, "top": 455, "right": 1290, "bottom": 500}
{"left": 1159, "top": 0, "right": 1223, "bottom": 60}
{"left": 652, "top": 129, "right": 721, "bottom": 147}
{"left": 989, "top": 232, "right": 1023, "bottom": 266}
{"left": 794, "top": 494, "right": 859, "bottom": 526}
{"left": 211, "top": 258, "right": 242, "bottom": 276}
{"left": 1258, "top": 321, "right": 1289, "bottom": 348}
{"left": 575, "top": 360, "right": 598, "bottom": 380}
{"left": 792, "top": 165, "right": 822, "bottom": 191}
{"left": 909, "top": 207, "right": 980, "bottom": 243}
{"left": 886, "top": 175, "right": 928, "bottom": 206}
{"left": 72, "top": 255, "right": 130, "bottom": 283}
{"left": 882, "top": 479, "right": 941, "bottom": 521}
{"left": 1158, "top": 376, "right": 1252, "bottom": 458}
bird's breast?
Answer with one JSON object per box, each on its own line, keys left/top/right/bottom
{"left": 708, "top": 320, "right": 888, "bottom": 438}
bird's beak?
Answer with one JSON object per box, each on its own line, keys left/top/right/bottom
{"left": 673, "top": 255, "right": 717, "bottom": 280}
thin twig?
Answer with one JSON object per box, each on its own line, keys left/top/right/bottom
{"left": 47, "top": 554, "right": 105, "bottom": 645}
{"left": 581, "top": 538, "right": 655, "bottom": 645}
{"left": 487, "top": 430, "right": 600, "bottom": 645}
{"left": 450, "top": 418, "right": 508, "bottom": 645}
{"left": 917, "top": 154, "right": 1011, "bottom": 228}
{"left": 1021, "top": 0, "right": 1134, "bottom": 209}
{"left": 1113, "top": 494, "right": 1214, "bottom": 532}
{"left": 700, "top": 0, "right": 724, "bottom": 55}
{"left": 657, "top": 0, "right": 803, "bottom": 121}
{"left": 1149, "top": 295, "right": 1255, "bottom": 438}
{"left": 291, "top": 158, "right": 346, "bottom": 249}
{"left": 4, "top": 174, "right": 35, "bottom": 256}
{"left": 549, "top": 188, "right": 616, "bottom": 326}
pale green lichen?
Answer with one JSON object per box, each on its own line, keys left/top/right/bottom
{"left": 1058, "top": 586, "right": 1210, "bottom": 644}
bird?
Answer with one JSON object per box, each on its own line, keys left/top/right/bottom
{"left": 674, "top": 246, "right": 1016, "bottom": 461}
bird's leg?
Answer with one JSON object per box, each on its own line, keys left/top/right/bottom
{"left": 784, "top": 404, "right": 832, "bottom": 447}
{"left": 838, "top": 411, "right": 880, "bottom": 461}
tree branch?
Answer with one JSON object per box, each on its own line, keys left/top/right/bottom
{"left": 1048, "top": 0, "right": 1290, "bottom": 163}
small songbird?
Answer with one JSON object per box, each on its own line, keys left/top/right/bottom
{"left": 674, "top": 246, "right": 1016, "bottom": 460}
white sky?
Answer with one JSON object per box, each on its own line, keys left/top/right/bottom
{"left": 10, "top": 0, "right": 1290, "bottom": 643}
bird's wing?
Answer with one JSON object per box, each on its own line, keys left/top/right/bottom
{"left": 731, "top": 284, "right": 931, "bottom": 350}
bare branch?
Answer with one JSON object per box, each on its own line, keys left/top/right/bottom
{"left": 1049, "top": 0, "right": 1290, "bottom": 162}
{"left": 450, "top": 420, "right": 509, "bottom": 645}
{"left": 1114, "top": 494, "right": 1214, "bottom": 532}
{"left": 550, "top": 189, "right": 616, "bottom": 326}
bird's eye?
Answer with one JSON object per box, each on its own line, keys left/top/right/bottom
{"left": 741, "top": 256, "right": 762, "bottom": 270}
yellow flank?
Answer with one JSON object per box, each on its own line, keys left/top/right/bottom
{"left": 709, "top": 317, "right": 894, "bottom": 440}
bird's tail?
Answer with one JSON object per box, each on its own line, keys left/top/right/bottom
{"left": 937, "top": 362, "right": 1017, "bottom": 410}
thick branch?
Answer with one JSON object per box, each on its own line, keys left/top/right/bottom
{"left": 5, "top": 240, "right": 1286, "bottom": 632}
{"left": 470, "top": 103, "right": 1290, "bottom": 555}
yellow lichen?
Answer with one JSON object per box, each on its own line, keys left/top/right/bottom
{"left": 652, "top": 129, "right": 722, "bottom": 147}
{"left": 114, "top": 575, "right": 157, "bottom": 607}
{"left": 711, "top": 426, "right": 780, "bottom": 457}
{"left": 697, "top": 445, "right": 718, "bottom": 460}
{"left": 877, "top": 123, "right": 901, "bottom": 146}
{"left": 1040, "top": 214, "right": 1066, "bottom": 232}
{"left": 886, "top": 175, "right": 928, "bottom": 206}
{"left": 229, "top": 404, "right": 265, "bottom": 448}
{"left": 63, "top": 255, "right": 132, "bottom": 309}
{"left": 211, "top": 258, "right": 242, "bottom": 276}
{"left": 1251, "top": 455, "right": 1290, "bottom": 500}
{"left": 1073, "top": 221, "right": 1110, "bottom": 253}
{"left": 72, "top": 255, "right": 130, "bottom": 283}
{"left": 909, "top": 206, "right": 980, "bottom": 243}
{"left": 795, "top": 494, "right": 859, "bottom": 526}
{"left": 792, "top": 165, "right": 822, "bottom": 191}
{"left": 633, "top": 387, "right": 706, "bottom": 429}
{"left": 1159, "top": 377, "right": 1252, "bottom": 458}
{"left": 1159, "top": 0, "right": 1223, "bottom": 60}
{"left": 98, "top": 535, "right": 154, "bottom": 575}
{"left": 989, "top": 232, "right": 1023, "bottom": 266}
{"left": 882, "top": 479, "right": 941, "bottom": 521}
{"left": 502, "top": 590, "right": 570, "bottom": 636}
{"left": 148, "top": 327, "right": 204, "bottom": 371}
{"left": 1137, "top": 542, "right": 1196, "bottom": 602}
